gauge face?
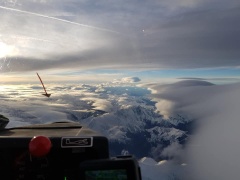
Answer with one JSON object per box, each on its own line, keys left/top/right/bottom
{"left": 1, "top": 147, "right": 84, "bottom": 180}
{"left": 0, "top": 148, "right": 64, "bottom": 180}
{"left": 14, "top": 151, "right": 50, "bottom": 180}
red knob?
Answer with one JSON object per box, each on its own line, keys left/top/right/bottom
{"left": 29, "top": 136, "right": 52, "bottom": 157}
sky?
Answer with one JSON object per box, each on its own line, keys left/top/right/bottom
{"left": 1, "top": 1, "right": 240, "bottom": 179}
{"left": 0, "top": 0, "right": 240, "bottom": 84}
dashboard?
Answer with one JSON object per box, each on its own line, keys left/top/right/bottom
{"left": 0, "top": 122, "right": 109, "bottom": 180}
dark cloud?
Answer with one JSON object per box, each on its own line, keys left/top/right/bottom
{"left": 179, "top": 77, "right": 240, "bottom": 83}
{"left": 178, "top": 77, "right": 207, "bottom": 80}
{"left": 1, "top": 0, "right": 240, "bottom": 72}
{"left": 138, "top": 7, "right": 240, "bottom": 68}
{"left": 120, "top": 77, "right": 141, "bottom": 83}
{"left": 0, "top": 43, "right": 139, "bottom": 72}
{"left": 166, "top": 80, "right": 214, "bottom": 87}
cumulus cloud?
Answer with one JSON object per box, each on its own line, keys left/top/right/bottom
{"left": 155, "top": 99, "right": 174, "bottom": 119}
{"left": 82, "top": 97, "right": 113, "bottom": 112}
{"left": 161, "top": 142, "right": 184, "bottom": 160}
{"left": 139, "top": 157, "right": 185, "bottom": 180}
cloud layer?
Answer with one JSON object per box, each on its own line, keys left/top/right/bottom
{"left": 1, "top": 0, "right": 240, "bottom": 74}
{"left": 2, "top": 78, "right": 240, "bottom": 179}
{"left": 147, "top": 80, "right": 240, "bottom": 179}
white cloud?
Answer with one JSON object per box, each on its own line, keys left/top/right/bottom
{"left": 155, "top": 99, "right": 175, "bottom": 119}
{"left": 88, "top": 98, "right": 113, "bottom": 112}
{"left": 139, "top": 157, "right": 185, "bottom": 180}
{"left": 161, "top": 142, "right": 184, "bottom": 159}
{"left": 2, "top": 72, "right": 240, "bottom": 179}
{"left": 148, "top": 80, "right": 240, "bottom": 179}
{"left": 146, "top": 80, "right": 215, "bottom": 118}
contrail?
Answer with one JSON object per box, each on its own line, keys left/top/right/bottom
{"left": 0, "top": 5, "right": 119, "bottom": 34}
{"left": 9, "top": 35, "right": 54, "bottom": 43}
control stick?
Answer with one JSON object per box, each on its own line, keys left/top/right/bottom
{"left": 29, "top": 136, "right": 52, "bottom": 157}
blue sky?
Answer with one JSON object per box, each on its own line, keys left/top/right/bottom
{"left": 138, "top": 68, "right": 240, "bottom": 84}
{"left": 58, "top": 68, "right": 240, "bottom": 84}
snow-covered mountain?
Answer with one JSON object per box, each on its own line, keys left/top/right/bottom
{"left": 0, "top": 83, "right": 193, "bottom": 162}
{"left": 66, "top": 104, "right": 192, "bottom": 160}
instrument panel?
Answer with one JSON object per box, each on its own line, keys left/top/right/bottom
{"left": 0, "top": 144, "right": 98, "bottom": 179}
{"left": 0, "top": 122, "right": 109, "bottom": 180}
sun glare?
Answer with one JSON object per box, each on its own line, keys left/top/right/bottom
{"left": 0, "top": 42, "right": 15, "bottom": 58}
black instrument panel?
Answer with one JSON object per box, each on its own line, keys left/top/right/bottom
{"left": 0, "top": 122, "right": 109, "bottom": 180}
